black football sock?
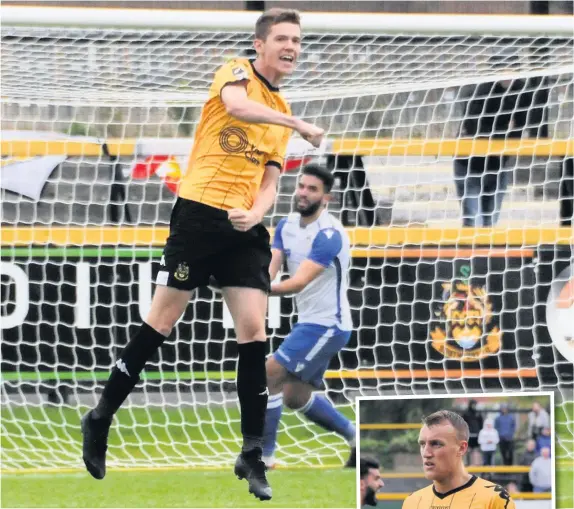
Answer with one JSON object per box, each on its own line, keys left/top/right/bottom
{"left": 93, "top": 322, "right": 166, "bottom": 419}
{"left": 237, "top": 341, "right": 268, "bottom": 453}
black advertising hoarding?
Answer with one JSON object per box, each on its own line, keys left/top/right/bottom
{"left": 348, "top": 249, "right": 540, "bottom": 393}
{"left": 1, "top": 246, "right": 572, "bottom": 392}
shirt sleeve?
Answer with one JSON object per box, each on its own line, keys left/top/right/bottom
{"left": 401, "top": 494, "right": 417, "bottom": 509}
{"left": 210, "top": 60, "right": 250, "bottom": 98}
{"left": 490, "top": 485, "right": 515, "bottom": 509}
{"left": 272, "top": 218, "right": 287, "bottom": 251}
{"left": 266, "top": 127, "right": 292, "bottom": 170}
{"left": 308, "top": 228, "right": 343, "bottom": 267}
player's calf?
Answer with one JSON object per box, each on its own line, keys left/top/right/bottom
{"left": 92, "top": 322, "right": 166, "bottom": 421}
{"left": 237, "top": 340, "right": 268, "bottom": 452}
{"left": 81, "top": 322, "right": 167, "bottom": 479}
{"left": 293, "top": 392, "right": 356, "bottom": 442}
{"left": 223, "top": 287, "right": 269, "bottom": 453}
{"left": 88, "top": 287, "right": 188, "bottom": 423}
{"left": 287, "top": 389, "right": 356, "bottom": 467}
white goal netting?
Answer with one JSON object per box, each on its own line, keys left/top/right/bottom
{"left": 1, "top": 9, "right": 573, "bottom": 472}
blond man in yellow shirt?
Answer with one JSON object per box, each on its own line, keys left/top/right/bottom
{"left": 403, "top": 410, "right": 516, "bottom": 509}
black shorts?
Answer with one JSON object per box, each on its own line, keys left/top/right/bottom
{"left": 156, "top": 198, "right": 271, "bottom": 293}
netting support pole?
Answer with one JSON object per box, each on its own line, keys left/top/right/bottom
{"left": 103, "top": 143, "right": 132, "bottom": 225}
{"left": 328, "top": 154, "right": 379, "bottom": 227}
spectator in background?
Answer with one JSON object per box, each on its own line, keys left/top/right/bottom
{"left": 495, "top": 403, "right": 516, "bottom": 465}
{"left": 536, "top": 427, "right": 552, "bottom": 456}
{"left": 478, "top": 418, "right": 499, "bottom": 466}
{"left": 506, "top": 482, "right": 519, "bottom": 495}
{"left": 519, "top": 439, "right": 538, "bottom": 492}
{"left": 462, "top": 399, "right": 483, "bottom": 466}
{"left": 529, "top": 447, "right": 552, "bottom": 493}
{"left": 454, "top": 56, "right": 534, "bottom": 227}
{"left": 528, "top": 402, "right": 550, "bottom": 440}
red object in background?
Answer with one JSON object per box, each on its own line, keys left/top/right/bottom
{"left": 283, "top": 156, "right": 313, "bottom": 173}
{"left": 131, "top": 155, "right": 182, "bottom": 194}
{"left": 131, "top": 153, "right": 313, "bottom": 195}
{"left": 131, "top": 155, "right": 171, "bottom": 178}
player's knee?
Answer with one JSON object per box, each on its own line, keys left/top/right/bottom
{"left": 283, "top": 386, "right": 311, "bottom": 410}
{"left": 145, "top": 287, "right": 190, "bottom": 336}
{"left": 145, "top": 314, "right": 177, "bottom": 337}
{"left": 283, "top": 393, "right": 308, "bottom": 410}
{"left": 146, "top": 302, "right": 184, "bottom": 336}
{"left": 266, "top": 357, "right": 286, "bottom": 392}
{"left": 236, "top": 320, "right": 266, "bottom": 342}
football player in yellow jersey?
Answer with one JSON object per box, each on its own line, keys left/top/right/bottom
{"left": 403, "top": 410, "right": 516, "bottom": 509}
{"left": 81, "top": 8, "right": 324, "bottom": 501}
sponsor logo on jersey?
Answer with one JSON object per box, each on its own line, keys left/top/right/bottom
{"left": 219, "top": 126, "right": 264, "bottom": 165}
{"left": 232, "top": 66, "right": 248, "bottom": 80}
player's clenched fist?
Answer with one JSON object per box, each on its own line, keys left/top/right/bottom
{"left": 295, "top": 119, "right": 325, "bottom": 148}
{"left": 228, "top": 208, "right": 260, "bottom": 232}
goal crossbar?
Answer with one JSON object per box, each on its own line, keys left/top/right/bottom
{"left": 3, "top": 6, "right": 574, "bottom": 35}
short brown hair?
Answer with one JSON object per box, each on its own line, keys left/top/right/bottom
{"left": 423, "top": 410, "right": 470, "bottom": 442}
{"left": 255, "top": 8, "right": 301, "bottom": 40}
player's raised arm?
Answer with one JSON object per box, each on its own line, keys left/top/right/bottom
{"left": 221, "top": 84, "right": 324, "bottom": 147}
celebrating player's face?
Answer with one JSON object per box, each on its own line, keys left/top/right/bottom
{"left": 295, "top": 174, "right": 328, "bottom": 216}
{"left": 418, "top": 422, "right": 468, "bottom": 483}
{"left": 257, "top": 22, "right": 301, "bottom": 77}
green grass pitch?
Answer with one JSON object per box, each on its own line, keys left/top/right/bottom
{"left": 1, "top": 469, "right": 355, "bottom": 508}
{"left": 1, "top": 402, "right": 572, "bottom": 508}
{"left": 1, "top": 404, "right": 356, "bottom": 508}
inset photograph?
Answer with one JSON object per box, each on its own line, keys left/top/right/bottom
{"left": 358, "top": 393, "right": 555, "bottom": 509}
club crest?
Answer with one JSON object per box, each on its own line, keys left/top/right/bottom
{"left": 174, "top": 262, "right": 189, "bottom": 282}
{"left": 430, "top": 280, "right": 501, "bottom": 361}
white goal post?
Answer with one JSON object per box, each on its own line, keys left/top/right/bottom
{"left": 1, "top": 6, "right": 573, "bottom": 476}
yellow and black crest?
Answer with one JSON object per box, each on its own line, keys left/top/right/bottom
{"left": 174, "top": 262, "right": 189, "bottom": 282}
{"left": 430, "top": 280, "right": 501, "bottom": 361}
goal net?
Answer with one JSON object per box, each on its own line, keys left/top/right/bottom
{"left": 1, "top": 7, "right": 573, "bottom": 472}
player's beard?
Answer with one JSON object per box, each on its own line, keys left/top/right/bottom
{"left": 296, "top": 198, "right": 322, "bottom": 217}
{"left": 364, "top": 487, "right": 378, "bottom": 507}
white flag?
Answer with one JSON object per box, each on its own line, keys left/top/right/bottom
{"left": 0, "top": 156, "right": 65, "bottom": 201}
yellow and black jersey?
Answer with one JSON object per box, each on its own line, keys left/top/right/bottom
{"left": 402, "top": 475, "right": 515, "bottom": 509}
{"left": 179, "top": 57, "right": 292, "bottom": 211}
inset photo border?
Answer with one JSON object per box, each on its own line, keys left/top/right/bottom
{"left": 357, "top": 392, "right": 555, "bottom": 509}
